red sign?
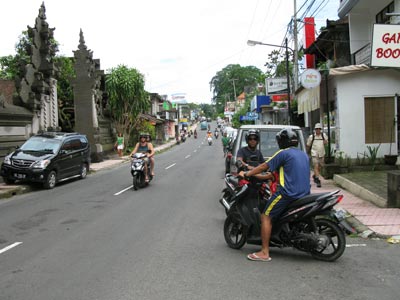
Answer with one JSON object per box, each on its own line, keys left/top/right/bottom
{"left": 271, "top": 94, "right": 289, "bottom": 102}
{"left": 304, "top": 17, "right": 315, "bottom": 68}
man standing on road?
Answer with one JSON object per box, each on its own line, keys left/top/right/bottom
{"left": 306, "top": 123, "right": 328, "bottom": 188}
{"left": 239, "top": 128, "right": 310, "bottom": 262}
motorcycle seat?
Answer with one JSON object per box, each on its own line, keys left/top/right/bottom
{"left": 286, "top": 190, "right": 340, "bottom": 209}
{"left": 286, "top": 193, "right": 327, "bottom": 209}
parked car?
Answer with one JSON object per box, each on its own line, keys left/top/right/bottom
{"left": 1, "top": 131, "right": 90, "bottom": 189}
{"left": 228, "top": 124, "right": 306, "bottom": 175}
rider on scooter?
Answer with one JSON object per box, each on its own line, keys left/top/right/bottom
{"left": 238, "top": 128, "right": 310, "bottom": 262}
{"left": 236, "top": 129, "right": 269, "bottom": 181}
{"left": 130, "top": 133, "right": 155, "bottom": 182}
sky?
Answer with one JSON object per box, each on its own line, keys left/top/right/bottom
{"left": 0, "top": 0, "right": 340, "bottom": 104}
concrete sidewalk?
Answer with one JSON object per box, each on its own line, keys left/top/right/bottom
{"left": 314, "top": 174, "right": 400, "bottom": 240}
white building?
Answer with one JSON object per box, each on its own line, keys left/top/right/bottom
{"left": 300, "top": 0, "right": 400, "bottom": 160}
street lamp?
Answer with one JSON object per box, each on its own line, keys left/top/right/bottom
{"left": 247, "top": 39, "right": 293, "bottom": 125}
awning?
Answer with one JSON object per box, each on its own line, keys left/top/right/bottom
{"left": 139, "top": 113, "right": 164, "bottom": 125}
{"left": 329, "top": 64, "right": 370, "bottom": 76}
{"left": 297, "top": 86, "right": 320, "bottom": 114}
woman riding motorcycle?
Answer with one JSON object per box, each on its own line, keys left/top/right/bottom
{"left": 130, "top": 133, "right": 155, "bottom": 182}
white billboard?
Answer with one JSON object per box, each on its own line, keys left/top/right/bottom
{"left": 265, "top": 77, "right": 288, "bottom": 94}
{"left": 371, "top": 24, "right": 400, "bottom": 68}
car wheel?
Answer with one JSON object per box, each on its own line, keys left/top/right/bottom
{"left": 79, "top": 163, "right": 88, "bottom": 179}
{"left": 3, "top": 177, "right": 16, "bottom": 185}
{"left": 43, "top": 170, "right": 57, "bottom": 189}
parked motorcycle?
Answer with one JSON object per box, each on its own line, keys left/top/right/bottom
{"left": 131, "top": 153, "right": 153, "bottom": 190}
{"left": 223, "top": 175, "right": 347, "bottom": 262}
{"left": 207, "top": 136, "right": 212, "bottom": 146}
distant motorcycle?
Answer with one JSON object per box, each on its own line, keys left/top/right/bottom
{"left": 131, "top": 153, "right": 153, "bottom": 190}
{"left": 223, "top": 174, "right": 348, "bottom": 261}
{"left": 207, "top": 136, "right": 212, "bottom": 146}
{"left": 214, "top": 131, "right": 219, "bottom": 139}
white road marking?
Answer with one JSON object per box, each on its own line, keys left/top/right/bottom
{"left": 193, "top": 149, "right": 197, "bottom": 152}
{"left": 0, "top": 242, "right": 22, "bottom": 255}
{"left": 345, "top": 244, "right": 367, "bottom": 248}
{"left": 185, "top": 155, "right": 191, "bottom": 159}
{"left": 165, "top": 163, "right": 176, "bottom": 169}
{"left": 114, "top": 186, "right": 133, "bottom": 195}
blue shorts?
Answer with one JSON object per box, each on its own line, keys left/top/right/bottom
{"left": 262, "top": 192, "right": 293, "bottom": 221}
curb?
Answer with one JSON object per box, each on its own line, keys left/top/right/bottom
{"left": 0, "top": 185, "right": 32, "bottom": 200}
{"left": 334, "top": 174, "right": 387, "bottom": 208}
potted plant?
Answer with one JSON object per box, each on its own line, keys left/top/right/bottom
{"left": 384, "top": 118, "right": 398, "bottom": 165}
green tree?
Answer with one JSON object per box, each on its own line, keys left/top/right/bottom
{"left": 105, "top": 65, "right": 149, "bottom": 145}
{"left": 55, "top": 56, "right": 75, "bottom": 132}
{"left": 199, "top": 103, "right": 214, "bottom": 119}
{"left": 0, "top": 31, "right": 32, "bottom": 80}
{"left": 210, "top": 64, "right": 264, "bottom": 114}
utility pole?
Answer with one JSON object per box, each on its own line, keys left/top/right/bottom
{"left": 285, "top": 38, "right": 291, "bottom": 125}
{"left": 293, "top": 0, "right": 299, "bottom": 92}
{"left": 231, "top": 79, "right": 238, "bottom": 102}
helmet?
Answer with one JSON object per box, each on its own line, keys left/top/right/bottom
{"left": 314, "top": 123, "right": 322, "bottom": 129}
{"left": 139, "top": 132, "right": 148, "bottom": 139}
{"left": 245, "top": 129, "right": 260, "bottom": 143}
{"left": 276, "top": 128, "right": 299, "bottom": 149}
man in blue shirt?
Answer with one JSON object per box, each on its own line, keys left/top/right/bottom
{"left": 239, "top": 128, "right": 310, "bottom": 262}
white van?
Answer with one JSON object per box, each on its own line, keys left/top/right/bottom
{"left": 229, "top": 125, "right": 306, "bottom": 175}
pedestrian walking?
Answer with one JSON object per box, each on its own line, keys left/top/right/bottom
{"left": 306, "top": 123, "right": 328, "bottom": 187}
{"left": 115, "top": 132, "right": 124, "bottom": 157}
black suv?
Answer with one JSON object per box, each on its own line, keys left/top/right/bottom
{"left": 1, "top": 132, "right": 90, "bottom": 189}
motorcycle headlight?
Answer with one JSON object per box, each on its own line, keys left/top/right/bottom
{"left": 3, "top": 155, "right": 11, "bottom": 165}
{"left": 32, "top": 159, "right": 51, "bottom": 169}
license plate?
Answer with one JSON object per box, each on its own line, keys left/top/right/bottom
{"left": 334, "top": 209, "right": 347, "bottom": 221}
{"left": 14, "top": 173, "right": 26, "bottom": 179}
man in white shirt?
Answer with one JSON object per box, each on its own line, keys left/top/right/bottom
{"left": 306, "top": 123, "right": 328, "bottom": 187}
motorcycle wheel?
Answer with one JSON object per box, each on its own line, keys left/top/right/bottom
{"left": 224, "top": 214, "right": 247, "bottom": 249}
{"left": 310, "top": 218, "right": 346, "bottom": 262}
{"left": 133, "top": 176, "right": 138, "bottom": 190}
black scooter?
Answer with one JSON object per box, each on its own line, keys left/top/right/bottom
{"left": 223, "top": 175, "right": 348, "bottom": 261}
{"left": 130, "top": 153, "right": 153, "bottom": 190}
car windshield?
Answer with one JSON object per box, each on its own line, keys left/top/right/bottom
{"left": 20, "top": 137, "right": 61, "bottom": 154}
{"left": 239, "top": 129, "right": 304, "bottom": 158}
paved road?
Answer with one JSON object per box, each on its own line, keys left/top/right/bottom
{"left": 1, "top": 129, "right": 400, "bottom": 299}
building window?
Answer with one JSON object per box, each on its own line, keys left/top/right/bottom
{"left": 364, "top": 97, "right": 394, "bottom": 143}
{"left": 376, "top": 1, "right": 394, "bottom": 24}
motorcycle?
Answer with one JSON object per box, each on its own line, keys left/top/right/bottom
{"left": 214, "top": 131, "right": 219, "bottom": 139}
{"left": 219, "top": 173, "right": 270, "bottom": 215}
{"left": 223, "top": 174, "right": 348, "bottom": 262}
{"left": 130, "top": 153, "right": 153, "bottom": 190}
{"left": 181, "top": 134, "right": 186, "bottom": 143}
{"left": 207, "top": 136, "right": 212, "bottom": 146}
